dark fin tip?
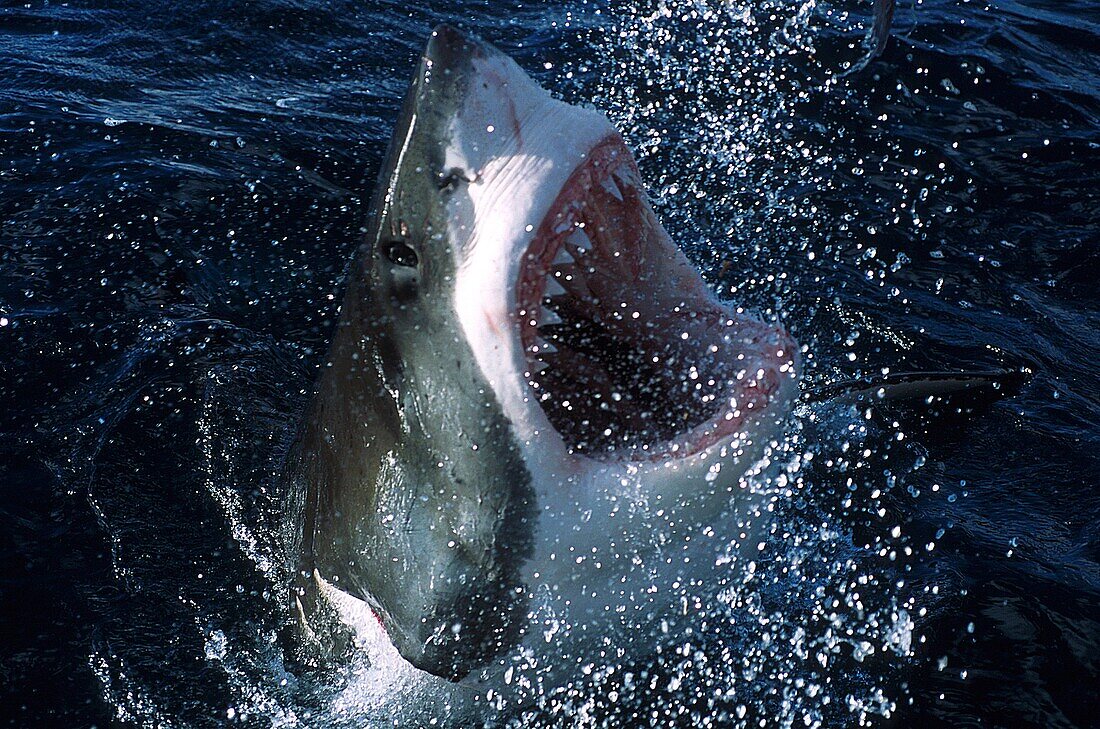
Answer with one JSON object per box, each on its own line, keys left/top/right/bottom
{"left": 804, "top": 366, "right": 1031, "bottom": 408}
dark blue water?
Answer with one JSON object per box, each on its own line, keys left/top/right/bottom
{"left": 2, "top": 1, "right": 1098, "bottom": 726}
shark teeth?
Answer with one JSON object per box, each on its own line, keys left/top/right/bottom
{"left": 565, "top": 228, "right": 592, "bottom": 254}
{"left": 540, "top": 306, "right": 562, "bottom": 326}
{"left": 544, "top": 277, "right": 566, "bottom": 297}
{"left": 552, "top": 246, "right": 573, "bottom": 266}
{"left": 530, "top": 338, "right": 557, "bottom": 355}
{"left": 601, "top": 176, "right": 624, "bottom": 201}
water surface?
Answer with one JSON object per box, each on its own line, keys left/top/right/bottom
{"left": 2, "top": 0, "right": 1098, "bottom": 726}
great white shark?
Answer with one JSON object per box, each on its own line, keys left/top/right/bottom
{"left": 281, "top": 21, "right": 1020, "bottom": 717}
{"left": 284, "top": 24, "right": 798, "bottom": 686}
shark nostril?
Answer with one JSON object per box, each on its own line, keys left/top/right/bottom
{"left": 437, "top": 167, "right": 474, "bottom": 191}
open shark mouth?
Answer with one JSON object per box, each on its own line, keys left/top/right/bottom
{"left": 516, "top": 136, "right": 795, "bottom": 461}
{"left": 289, "top": 27, "right": 807, "bottom": 685}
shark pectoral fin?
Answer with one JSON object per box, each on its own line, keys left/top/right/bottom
{"left": 870, "top": 0, "right": 896, "bottom": 59}
{"left": 288, "top": 569, "right": 356, "bottom": 671}
{"left": 294, "top": 593, "right": 316, "bottom": 643}
{"left": 840, "top": 0, "right": 896, "bottom": 77}
{"left": 804, "top": 367, "right": 1030, "bottom": 412}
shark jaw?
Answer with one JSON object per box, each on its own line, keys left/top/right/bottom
{"left": 441, "top": 26, "right": 799, "bottom": 524}
{"left": 290, "top": 26, "right": 802, "bottom": 695}
{"left": 517, "top": 135, "right": 796, "bottom": 462}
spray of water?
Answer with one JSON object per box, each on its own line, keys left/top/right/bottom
{"left": 88, "top": 3, "right": 930, "bottom": 726}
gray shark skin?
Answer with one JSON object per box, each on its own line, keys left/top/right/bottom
{"left": 286, "top": 27, "right": 537, "bottom": 680}
{"left": 285, "top": 25, "right": 800, "bottom": 685}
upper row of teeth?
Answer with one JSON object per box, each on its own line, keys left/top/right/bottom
{"left": 526, "top": 170, "right": 631, "bottom": 364}
{"left": 534, "top": 225, "right": 590, "bottom": 331}
{"left": 525, "top": 241, "right": 574, "bottom": 373}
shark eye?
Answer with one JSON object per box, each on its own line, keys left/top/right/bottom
{"left": 384, "top": 238, "right": 419, "bottom": 268}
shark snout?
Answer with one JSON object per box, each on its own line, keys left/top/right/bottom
{"left": 423, "top": 24, "right": 487, "bottom": 77}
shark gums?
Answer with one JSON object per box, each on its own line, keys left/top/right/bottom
{"left": 284, "top": 25, "right": 799, "bottom": 690}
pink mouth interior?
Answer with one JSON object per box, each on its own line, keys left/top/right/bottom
{"left": 517, "top": 135, "right": 795, "bottom": 461}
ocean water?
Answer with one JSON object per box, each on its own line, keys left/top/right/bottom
{"left": 1, "top": 0, "right": 1098, "bottom": 727}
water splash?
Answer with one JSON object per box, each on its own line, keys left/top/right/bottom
{"left": 541, "top": 1, "right": 927, "bottom": 725}
{"left": 71, "top": 3, "right": 929, "bottom": 726}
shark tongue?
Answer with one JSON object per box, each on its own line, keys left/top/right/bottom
{"left": 517, "top": 136, "right": 793, "bottom": 461}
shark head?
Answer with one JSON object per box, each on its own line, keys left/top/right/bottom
{"left": 301, "top": 25, "right": 799, "bottom": 681}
